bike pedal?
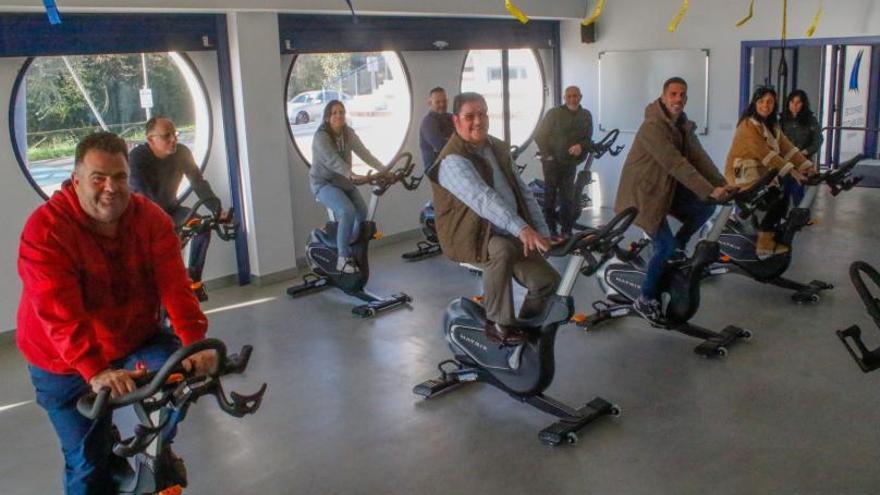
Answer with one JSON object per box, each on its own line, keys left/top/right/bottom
{"left": 158, "top": 485, "right": 183, "bottom": 495}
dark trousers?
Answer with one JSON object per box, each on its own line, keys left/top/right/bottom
{"left": 759, "top": 184, "right": 792, "bottom": 232}
{"left": 172, "top": 206, "right": 211, "bottom": 282}
{"left": 541, "top": 161, "right": 577, "bottom": 234}
{"left": 782, "top": 175, "right": 805, "bottom": 208}
{"left": 28, "top": 332, "right": 181, "bottom": 495}
{"left": 641, "top": 185, "right": 715, "bottom": 300}
{"left": 478, "top": 236, "right": 561, "bottom": 325}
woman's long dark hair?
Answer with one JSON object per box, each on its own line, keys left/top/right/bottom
{"left": 739, "top": 86, "right": 779, "bottom": 131}
{"left": 782, "top": 89, "right": 815, "bottom": 125}
{"left": 319, "top": 99, "right": 346, "bottom": 137}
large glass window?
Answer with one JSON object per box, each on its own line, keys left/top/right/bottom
{"left": 286, "top": 51, "right": 412, "bottom": 175}
{"left": 460, "top": 49, "right": 545, "bottom": 147}
{"left": 12, "top": 52, "right": 211, "bottom": 198}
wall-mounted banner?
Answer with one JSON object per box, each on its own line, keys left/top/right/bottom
{"left": 735, "top": 0, "right": 755, "bottom": 27}
{"left": 505, "top": 0, "right": 530, "bottom": 24}
{"left": 667, "top": 0, "right": 689, "bottom": 33}
{"left": 805, "top": 0, "right": 823, "bottom": 37}
{"left": 582, "top": 0, "right": 606, "bottom": 27}
{"left": 43, "top": 0, "right": 62, "bottom": 25}
{"left": 850, "top": 49, "right": 864, "bottom": 92}
{"left": 840, "top": 46, "right": 872, "bottom": 161}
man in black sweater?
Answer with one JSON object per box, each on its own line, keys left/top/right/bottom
{"left": 129, "top": 116, "right": 228, "bottom": 301}
{"left": 418, "top": 87, "right": 454, "bottom": 170}
{"left": 534, "top": 85, "right": 593, "bottom": 237}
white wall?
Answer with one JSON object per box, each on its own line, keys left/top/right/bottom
{"left": 560, "top": 0, "right": 880, "bottom": 207}
{"left": 227, "top": 12, "right": 297, "bottom": 278}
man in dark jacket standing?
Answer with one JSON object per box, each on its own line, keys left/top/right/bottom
{"left": 419, "top": 86, "right": 454, "bottom": 170}
{"left": 615, "top": 77, "right": 732, "bottom": 320}
{"left": 428, "top": 92, "right": 559, "bottom": 345}
{"left": 129, "top": 116, "right": 228, "bottom": 301}
{"left": 18, "top": 132, "right": 215, "bottom": 494}
{"left": 534, "top": 85, "right": 593, "bottom": 237}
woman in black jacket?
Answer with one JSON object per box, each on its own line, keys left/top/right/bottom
{"left": 780, "top": 89, "right": 823, "bottom": 205}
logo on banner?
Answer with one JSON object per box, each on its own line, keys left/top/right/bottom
{"left": 849, "top": 50, "right": 864, "bottom": 92}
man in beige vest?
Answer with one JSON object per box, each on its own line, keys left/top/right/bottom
{"left": 426, "top": 92, "right": 560, "bottom": 345}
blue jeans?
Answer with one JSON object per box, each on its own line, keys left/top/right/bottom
{"left": 315, "top": 185, "right": 368, "bottom": 258}
{"left": 28, "top": 332, "right": 181, "bottom": 495}
{"left": 640, "top": 185, "right": 715, "bottom": 300}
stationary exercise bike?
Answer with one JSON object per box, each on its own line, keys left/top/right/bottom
{"left": 577, "top": 171, "right": 781, "bottom": 357}
{"left": 413, "top": 207, "right": 637, "bottom": 446}
{"left": 287, "top": 152, "right": 420, "bottom": 317}
{"left": 177, "top": 198, "right": 239, "bottom": 302}
{"left": 707, "top": 155, "right": 862, "bottom": 303}
{"left": 401, "top": 146, "right": 528, "bottom": 262}
{"left": 529, "top": 128, "right": 625, "bottom": 231}
{"left": 836, "top": 261, "right": 880, "bottom": 372}
{"left": 76, "top": 338, "right": 267, "bottom": 494}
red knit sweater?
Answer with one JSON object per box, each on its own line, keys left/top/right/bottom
{"left": 16, "top": 181, "right": 207, "bottom": 381}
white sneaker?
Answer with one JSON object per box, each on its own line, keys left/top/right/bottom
{"left": 337, "top": 256, "right": 359, "bottom": 274}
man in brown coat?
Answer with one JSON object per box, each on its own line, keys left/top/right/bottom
{"left": 427, "top": 92, "right": 559, "bottom": 345}
{"left": 615, "top": 77, "right": 733, "bottom": 320}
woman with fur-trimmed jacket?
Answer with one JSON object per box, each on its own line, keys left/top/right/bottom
{"left": 725, "top": 86, "right": 816, "bottom": 258}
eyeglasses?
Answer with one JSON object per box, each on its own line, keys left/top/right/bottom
{"left": 149, "top": 131, "right": 180, "bottom": 140}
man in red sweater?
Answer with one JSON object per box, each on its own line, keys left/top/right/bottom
{"left": 17, "top": 132, "right": 215, "bottom": 494}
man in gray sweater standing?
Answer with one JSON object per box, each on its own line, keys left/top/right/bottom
{"left": 534, "top": 86, "right": 593, "bottom": 238}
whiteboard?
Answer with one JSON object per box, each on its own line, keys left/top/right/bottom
{"left": 598, "top": 49, "right": 710, "bottom": 134}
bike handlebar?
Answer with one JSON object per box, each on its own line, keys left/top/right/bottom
{"left": 592, "top": 129, "right": 625, "bottom": 159}
{"left": 804, "top": 154, "right": 863, "bottom": 195}
{"left": 850, "top": 261, "right": 880, "bottom": 327}
{"left": 178, "top": 198, "right": 238, "bottom": 242}
{"left": 363, "top": 152, "right": 419, "bottom": 194}
{"left": 76, "top": 338, "right": 263, "bottom": 420}
{"left": 547, "top": 206, "right": 638, "bottom": 258}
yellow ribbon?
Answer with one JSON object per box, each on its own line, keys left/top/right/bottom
{"left": 667, "top": 0, "right": 689, "bottom": 33}
{"left": 735, "top": 0, "right": 755, "bottom": 27}
{"left": 805, "top": 0, "right": 823, "bottom": 37}
{"left": 582, "top": 0, "right": 606, "bottom": 27}
{"left": 505, "top": 0, "right": 530, "bottom": 24}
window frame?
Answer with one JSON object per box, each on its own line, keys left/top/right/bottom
{"left": 458, "top": 48, "right": 548, "bottom": 151}
{"left": 283, "top": 51, "right": 414, "bottom": 172}
{"left": 9, "top": 51, "right": 214, "bottom": 201}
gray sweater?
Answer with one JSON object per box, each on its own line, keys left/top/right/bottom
{"left": 309, "top": 125, "right": 385, "bottom": 194}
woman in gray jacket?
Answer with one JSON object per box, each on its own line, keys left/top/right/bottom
{"left": 309, "top": 100, "right": 386, "bottom": 273}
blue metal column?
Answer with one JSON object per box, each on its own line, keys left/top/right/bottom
{"left": 214, "top": 14, "right": 251, "bottom": 285}
{"left": 832, "top": 45, "right": 846, "bottom": 166}
{"left": 865, "top": 45, "right": 880, "bottom": 158}
{"left": 824, "top": 45, "right": 839, "bottom": 167}
{"left": 501, "top": 49, "right": 511, "bottom": 145}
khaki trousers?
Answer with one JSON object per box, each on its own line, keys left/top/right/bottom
{"left": 478, "top": 235, "right": 561, "bottom": 325}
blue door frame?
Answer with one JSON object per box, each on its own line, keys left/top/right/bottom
{"left": 740, "top": 36, "right": 880, "bottom": 165}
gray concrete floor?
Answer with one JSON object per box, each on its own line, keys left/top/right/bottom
{"left": 2, "top": 187, "right": 880, "bottom": 494}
